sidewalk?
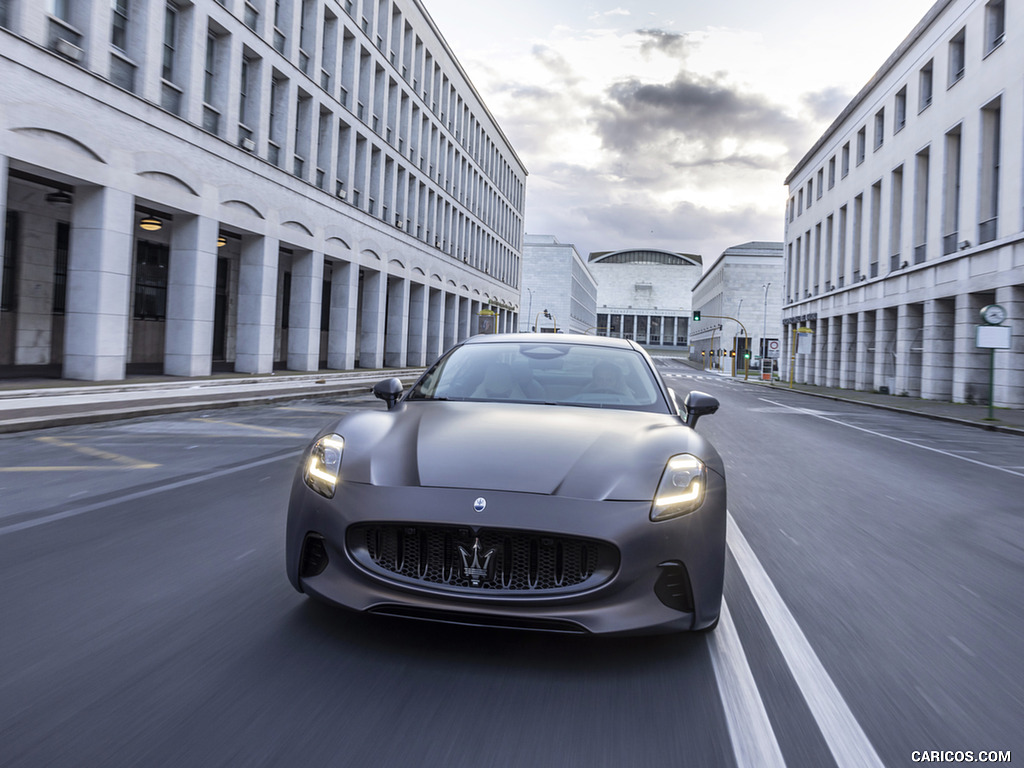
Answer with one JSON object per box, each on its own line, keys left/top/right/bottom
{"left": 0, "top": 368, "right": 425, "bottom": 434}
{"left": 675, "top": 358, "right": 1024, "bottom": 436}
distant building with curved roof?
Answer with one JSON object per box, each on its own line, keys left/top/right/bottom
{"left": 588, "top": 248, "right": 703, "bottom": 349}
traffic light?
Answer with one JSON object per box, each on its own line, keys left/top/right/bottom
{"left": 700, "top": 350, "right": 706, "bottom": 357}
{"left": 692, "top": 311, "right": 701, "bottom": 321}
{"left": 744, "top": 351, "right": 751, "bottom": 359}
{"left": 730, "top": 350, "right": 736, "bottom": 358}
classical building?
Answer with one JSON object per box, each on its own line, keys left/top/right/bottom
{"left": 589, "top": 248, "right": 702, "bottom": 350}
{"left": 520, "top": 234, "right": 597, "bottom": 334}
{"left": 690, "top": 242, "right": 784, "bottom": 373}
{"left": 784, "top": 0, "right": 1023, "bottom": 405}
{"left": 0, "top": 0, "right": 525, "bottom": 380}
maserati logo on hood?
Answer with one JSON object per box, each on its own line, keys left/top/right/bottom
{"left": 473, "top": 497, "right": 487, "bottom": 512}
{"left": 457, "top": 538, "right": 495, "bottom": 586}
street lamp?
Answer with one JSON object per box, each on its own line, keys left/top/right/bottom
{"left": 525, "top": 288, "right": 534, "bottom": 332}
{"left": 762, "top": 282, "right": 771, "bottom": 379}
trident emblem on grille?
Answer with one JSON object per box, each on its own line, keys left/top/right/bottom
{"left": 457, "top": 538, "right": 495, "bottom": 586}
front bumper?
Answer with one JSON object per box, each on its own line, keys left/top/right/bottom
{"left": 285, "top": 470, "right": 726, "bottom": 635}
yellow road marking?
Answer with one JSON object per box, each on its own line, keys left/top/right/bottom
{"left": 0, "top": 437, "right": 161, "bottom": 471}
{"left": 187, "top": 418, "right": 305, "bottom": 437}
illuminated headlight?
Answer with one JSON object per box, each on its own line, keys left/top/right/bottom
{"left": 304, "top": 434, "right": 344, "bottom": 498}
{"left": 650, "top": 454, "right": 706, "bottom": 521}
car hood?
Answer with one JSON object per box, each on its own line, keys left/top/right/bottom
{"left": 333, "top": 401, "right": 719, "bottom": 501}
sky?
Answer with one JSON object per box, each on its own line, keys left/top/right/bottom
{"left": 421, "top": 0, "right": 939, "bottom": 268}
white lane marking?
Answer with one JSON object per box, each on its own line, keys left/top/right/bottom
{"left": 727, "top": 512, "right": 886, "bottom": 768}
{"left": 0, "top": 451, "right": 300, "bottom": 536}
{"left": 759, "top": 397, "right": 1024, "bottom": 479}
{"left": 708, "top": 599, "right": 787, "bottom": 768}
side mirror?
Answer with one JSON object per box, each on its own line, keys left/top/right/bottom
{"left": 682, "top": 390, "right": 719, "bottom": 429}
{"left": 372, "top": 377, "right": 404, "bottom": 410}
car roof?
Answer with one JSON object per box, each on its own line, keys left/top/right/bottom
{"left": 462, "top": 333, "right": 643, "bottom": 350}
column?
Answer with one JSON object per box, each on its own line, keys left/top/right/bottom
{"left": 235, "top": 233, "right": 278, "bottom": 374}
{"left": 873, "top": 307, "right": 893, "bottom": 393}
{"left": 327, "top": 259, "right": 358, "bottom": 370}
{"left": 443, "top": 292, "right": 458, "bottom": 351}
{"left": 952, "top": 293, "right": 988, "bottom": 404}
{"left": 64, "top": 186, "right": 134, "bottom": 381}
{"left": 839, "top": 314, "right": 856, "bottom": 389}
{"left": 426, "top": 287, "right": 444, "bottom": 363}
{"left": 384, "top": 274, "right": 409, "bottom": 367}
{"left": 921, "top": 298, "right": 954, "bottom": 400}
{"left": 993, "top": 285, "right": 1024, "bottom": 408}
{"left": 406, "top": 281, "right": 428, "bottom": 366}
{"left": 286, "top": 249, "right": 324, "bottom": 371}
{"left": 164, "top": 214, "right": 218, "bottom": 376}
{"left": 854, "top": 311, "right": 871, "bottom": 390}
{"left": 358, "top": 267, "right": 386, "bottom": 368}
{"left": 895, "top": 304, "right": 922, "bottom": 397}
{"left": 458, "top": 296, "right": 471, "bottom": 341}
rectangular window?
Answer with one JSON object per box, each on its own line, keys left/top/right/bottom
{"left": 50, "top": 0, "right": 71, "bottom": 23}
{"left": 889, "top": 166, "right": 903, "bottom": 271}
{"left": 913, "top": 148, "right": 930, "bottom": 263}
{"left": 856, "top": 127, "right": 866, "bottom": 164}
{"left": 162, "top": 4, "right": 178, "bottom": 82}
{"left": 244, "top": 1, "right": 260, "bottom": 31}
{"left": 133, "top": 240, "right": 169, "bottom": 320}
{"left": 842, "top": 143, "right": 850, "bottom": 177}
{"left": 874, "top": 109, "right": 884, "bottom": 150}
{"left": 852, "top": 194, "right": 863, "bottom": 282}
{"left": 204, "top": 31, "right": 217, "bottom": 104}
{"left": 979, "top": 99, "right": 1000, "bottom": 243}
{"left": 894, "top": 86, "right": 907, "bottom": 132}
{"left": 869, "top": 181, "right": 881, "bottom": 277}
{"left": 919, "top": 60, "right": 933, "bottom": 111}
{"left": 985, "top": 0, "right": 1005, "bottom": 53}
{"left": 816, "top": 168, "right": 823, "bottom": 199}
{"left": 828, "top": 156, "right": 836, "bottom": 188}
{"left": 806, "top": 180, "right": 812, "bottom": 209}
{"left": 948, "top": 28, "right": 965, "bottom": 86}
{"left": 837, "top": 205, "right": 847, "bottom": 287}
{"left": 942, "top": 126, "right": 962, "bottom": 254}
{"left": 111, "top": 0, "right": 129, "bottom": 52}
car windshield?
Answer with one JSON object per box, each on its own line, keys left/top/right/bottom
{"left": 407, "top": 341, "right": 669, "bottom": 413}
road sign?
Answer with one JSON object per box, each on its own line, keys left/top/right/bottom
{"left": 766, "top": 339, "right": 780, "bottom": 359}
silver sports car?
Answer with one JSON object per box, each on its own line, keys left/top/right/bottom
{"left": 286, "top": 333, "right": 726, "bottom": 635}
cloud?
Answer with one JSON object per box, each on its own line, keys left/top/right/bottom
{"left": 801, "top": 86, "right": 852, "bottom": 123}
{"left": 636, "top": 29, "right": 689, "bottom": 58}
{"left": 597, "top": 71, "right": 803, "bottom": 156}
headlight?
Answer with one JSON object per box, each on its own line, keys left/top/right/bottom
{"left": 304, "top": 434, "right": 344, "bottom": 498}
{"left": 650, "top": 454, "right": 706, "bottom": 521}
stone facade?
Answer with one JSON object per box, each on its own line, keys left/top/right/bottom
{"left": 0, "top": 0, "right": 525, "bottom": 380}
{"left": 589, "top": 248, "right": 703, "bottom": 350}
{"left": 520, "top": 234, "right": 597, "bottom": 334}
{"left": 691, "top": 242, "right": 784, "bottom": 373}
{"left": 784, "top": 0, "right": 1024, "bottom": 406}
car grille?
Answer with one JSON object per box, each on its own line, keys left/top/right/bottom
{"left": 347, "top": 523, "right": 618, "bottom": 596}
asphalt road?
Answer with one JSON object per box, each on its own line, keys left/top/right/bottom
{"left": 0, "top": 369, "right": 1021, "bottom": 767}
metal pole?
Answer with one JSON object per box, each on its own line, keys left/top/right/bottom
{"left": 988, "top": 348, "right": 995, "bottom": 420}
{"left": 762, "top": 283, "right": 770, "bottom": 381}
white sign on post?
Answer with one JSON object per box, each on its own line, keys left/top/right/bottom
{"left": 976, "top": 325, "right": 1011, "bottom": 349}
